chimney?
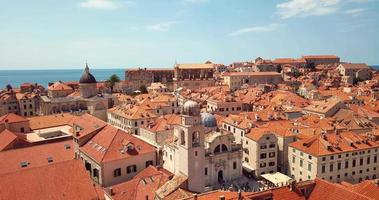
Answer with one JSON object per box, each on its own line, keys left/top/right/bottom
{"left": 289, "top": 180, "right": 296, "bottom": 191}
{"left": 4, "top": 119, "right": 9, "bottom": 130}
{"left": 219, "top": 195, "right": 225, "bottom": 200}
{"left": 192, "top": 194, "right": 198, "bottom": 200}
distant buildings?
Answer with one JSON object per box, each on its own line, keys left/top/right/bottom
{"left": 39, "top": 64, "right": 114, "bottom": 121}
{"left": 223, "top": 72, "right": 283, "bottom": 90}
{"left": 302, "top": 55, "right": 340, "bottom": 67}
{"left": 289, "top": 131, "right": 379, "bottom": 183}
{"left": 337, "top": 63, "right": 372, "bottom": 84}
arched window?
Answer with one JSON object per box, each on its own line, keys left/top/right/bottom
{"left": 214, "top": 144, "right": 228, "bottom": 154}
{"left": 192, "top": 132, "right": 200, "bottom": 146}
{"left": 180, "top": 130, "right": 185, "bottom": 145}
{"left": 221, "top": 144, "right": 228, "bottom": 152}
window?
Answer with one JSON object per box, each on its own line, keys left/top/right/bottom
{"left": 269, "top": 162, "right": 275, "bottom": 166}
{"left": 260, "top": 145, "right": 267, "bottom": 149}
{"left": 353, "top": 159, "right": 356, "bottom": 167}
{"left": 322, "top": 157, "right": 326, "bottom": 161}
{"left": 308, "top": 155, "right": 312, "bottom": 160}
{"left": 260, "top": 153, "right": 267, "bottom": 159}
{"left": 180, "top": 131, "right": 185, "bottom": 145}
{"left": 345, "top": 161, "right": 349, "bottom": 168}
{"left": 352, "top": 171, "right": 356, "bottom": 175}
{"left": 233, "top": 162, "right": 237, "bottom": 170}
{"left": 269, "top": 152, "right": 275, "bottom": 158}
{"left": 20, "top": 127, "right": 25, "bottom": 133}
{"left": 322, "top": 165, "right": 325, "bottom": 173}
{"left": 292, "top": 156, "right": 296, "bottom": 163}
{"left": 300, "top": 159, "right": 303, "bottom": 167}
{"left": 308, "top": 163, "right": 312, "bottom": 171}
{"left": 269, "top": 143, "right": 275, "bottom": 148}
{"left": 329, "top": 164, "right": 333, "bottom": 172}
{"left": 367, "top": 157, "right": 370, "bottom": 164}
{"left": 360, "top": 158, "right": 363, "bottom": 166}
{"left": 374, "top": 156, "right": 377, "bottom": 163}
{"left": 205, "top": 168, "right": 208, "bottom": 176}
{"left": 114, "top": 168, "right": 121, "bottom": 177}
{"left": 337, "top": 162, "right": 341, "bottom": 170}
{"left": 330, "top": 156, "right": 334, "bottom": 160}
{"left": 145, "top": 160, "right": 153, "bottom": 167}
{"left": 260, "top": 162, "right": 266, "bottom": 167}
{"left": 127, "top": 165, "right": 137, "bottom": 174}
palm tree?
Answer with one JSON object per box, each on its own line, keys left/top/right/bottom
{"left": 107, "top": 74, "right": 120, "bottom": 92}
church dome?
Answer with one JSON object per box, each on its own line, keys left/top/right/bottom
{"left": 201, "top": 112, "right": 217, "bottom": 127}
{"left": 79, "top": 64, "right": 97, "bottom": 84}
{"left": 182, "top": 100, "right": 200, "bottom": 116}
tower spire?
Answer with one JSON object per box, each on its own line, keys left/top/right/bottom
{"left": 85, "top": 61, "right": 89, "bottom": 73}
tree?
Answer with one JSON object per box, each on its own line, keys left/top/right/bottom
{"left": 107, "top": 74, "right": 120, "bottom": 92}
{"left": 6, "top": 84, "right": 12, "bottom": 91}
{"left": 139, "top": 85, "right": 148, "bottom": 94}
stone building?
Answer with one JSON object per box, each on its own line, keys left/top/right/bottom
{"left": 39, "top": 64, "right": 113, "bottom": 121}
{"left": 162, "top": 100, "right": 242, "bottom": 192}
{"left": 302, "top": 55, "right": 340, "bottom": 67}
{"left": 223, "top": 72, "right": 283, "bottom": 91}
{"left": 125, "top": 68, "right": 174, "bottom": 91}
{"left": 337, "top": 63, "right": 372, "bottom": 84}
{"left": 288, "top": 131, "right": 379, "bottom": 183}
{"left": 243, "top": 131, "right": 278, "bottom": 176}
{"left": 173, "top": 63, "right": 215, "bottom": 90}
{"left": 78, "top": 124, "right": 157, "bottom": 187}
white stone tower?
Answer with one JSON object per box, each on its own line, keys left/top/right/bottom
{"left": 175, "top": 100, "right": 205, "bottom": 193}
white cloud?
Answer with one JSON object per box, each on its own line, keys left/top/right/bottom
{"left": 228, "top": 24, "right": 280, "bottom": 36}
{"left": 79, "top": 0, "right": 135, "bottom": 10}
{"left": 349, "top": 0, "right": 372, "bottom": 3}
{"left": 184, "top": 0, "right": 208, "bottom": 3}
{"left": 345, "top": 8, "right": 366, "bottom": 16}
{"left": 146, "top": 21, "right": 178, "bottom": 32}
{"left": 277, "top": 0, "right": 341, "bottom": 19}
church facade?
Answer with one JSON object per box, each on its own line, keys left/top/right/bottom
{"left": 162, "top": 100, "right": 243, "bottom": 192}
{"left": 39, "top": 64, "right": 113, "bottom": 121}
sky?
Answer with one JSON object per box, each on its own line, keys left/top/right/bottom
{"left": 0, "top": 0, "right": 378, "bottom": 69}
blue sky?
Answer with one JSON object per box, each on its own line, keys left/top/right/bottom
{"left": 0, "top": 0, "right": 378, "bottom": 69}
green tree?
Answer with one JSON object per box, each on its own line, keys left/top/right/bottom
{"left": 139, "top": 85, "right": 148, "bottom": 94}
{"left": 6, "top": 84, "right": 12, "bottom": 91}
{"left": 107, "top": 74, "right": 120, "bottom": 92}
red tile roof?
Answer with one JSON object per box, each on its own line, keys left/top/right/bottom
{"left": 0, "top": 113, "right": 28, "bottom": 124}
{"left": 0, "top": 160, "right": 100, "bottom": 200}
{"left": 28, "top": 113, "right": 76, "bottom": 130}
{"left": 72, "top": 113, "right": 107, "bottom": 139}
{"left": 106, "top": 166, "right": 172, "bottom": 200}
{"left": 0, "top": 140, "right": 74, "bottom": 174}
{"left": 0, "top": 129, "right": 29, "bottom": 151}
{"left": 81, "top": 125, "right": 156, "bottom": 163}
{"left": 290, "top": 131, "right": 379, "bottom": 156}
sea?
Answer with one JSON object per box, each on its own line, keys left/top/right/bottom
{"left": 0, "top": 65, "right": 378, "bottom": 89}
{"left": 0, "top": 68, "right": 125, "bottom": 88}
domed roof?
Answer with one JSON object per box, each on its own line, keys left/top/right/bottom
{"left": 79, "top": 64, "right": 97, "bottom": 84}
{"left": 182, "top": 100, "right": 200, "bottom": 116}
{"left": 201, "top": 112, "right": 217, "bottom": 127}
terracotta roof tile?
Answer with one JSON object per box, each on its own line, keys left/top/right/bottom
{"left": 0, "top": 140, "right": 74, "bottom": 175}
{"left": 0, "top": 160, "right": 100, "bottom": 200}
{"left": 81, "top": 125, "right": 156, "bottom": 163}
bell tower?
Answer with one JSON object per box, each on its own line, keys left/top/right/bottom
{"left": 175, "top": 100, "right": 205, "bottom": 192}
